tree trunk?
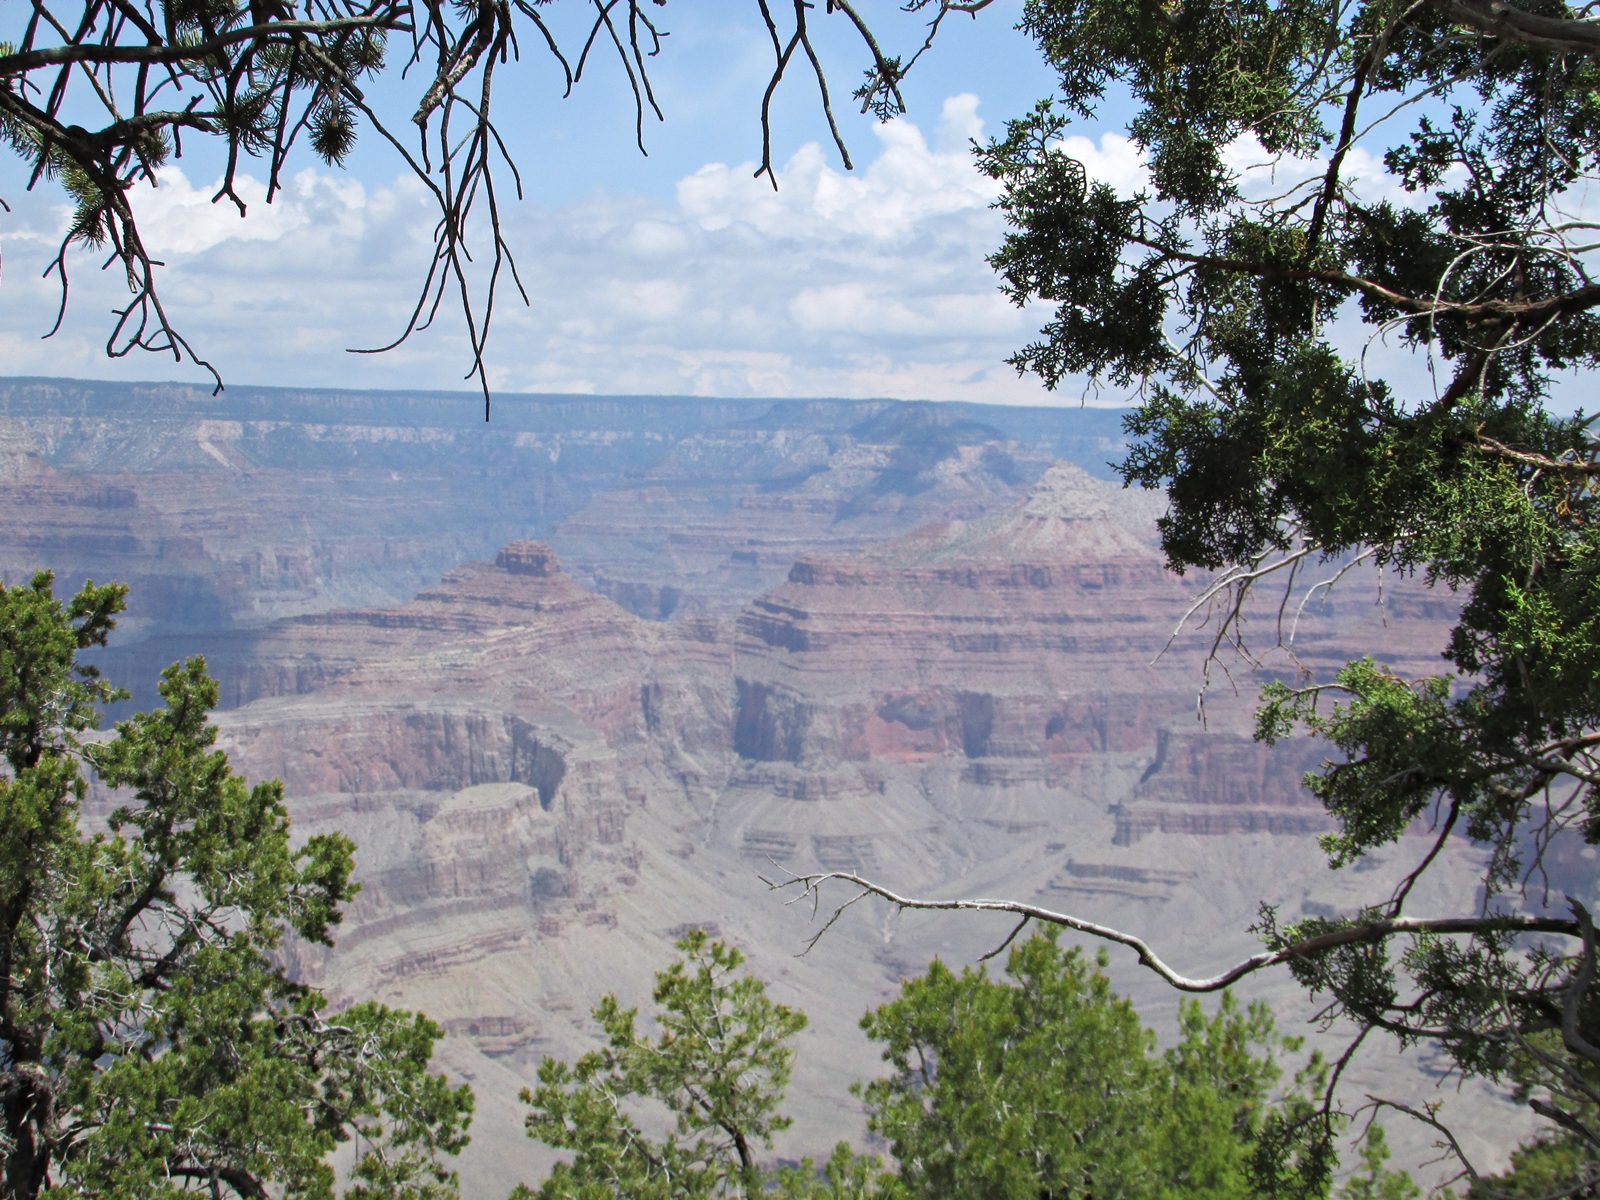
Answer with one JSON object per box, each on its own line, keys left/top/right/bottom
{"left": 0, "top": 1066, "right": 55, "bottom": 1200}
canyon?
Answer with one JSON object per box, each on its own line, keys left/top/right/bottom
{"left": 203, "top": 473, "right": 1488, "bottom": 1191}
{"left": 5, "top": 378, "right": 1531, "bottom": 1191}
{"left": 0, "top": 377, "right": 1123, "bottom": 643}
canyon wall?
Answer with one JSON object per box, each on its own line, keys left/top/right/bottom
{"left": 6, "top": 380, "right": 1519, "bottom": 1190}
{"left": 0, "top": 378, "right": 1127, "bottom": 648}
{"left": 167, "top": 467, "right": 1494, "bottom": 1192}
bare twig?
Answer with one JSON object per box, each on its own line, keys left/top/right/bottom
{"left": 765, "top": 869, "right": 1580, "bottom": 991}
{"left": 0, "top": 0, "right": 985, "bottom": 402}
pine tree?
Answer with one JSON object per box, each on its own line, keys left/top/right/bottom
{"left": 0, "top": 571, "right": 472, "bottom": 1199}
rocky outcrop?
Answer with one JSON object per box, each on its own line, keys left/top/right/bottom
{"left": 731, "top": 462, "right": 1441, "bottom": 759}
{"left": 69, "top": 458, "right": 1487, "bottom": 1192}
{"left": 1, "top": 378, "right": 1129, "bottom": 645}
{"left": 728, "top": 464, "right": 1198, "bottom": 770}
{"left": 107, "top": 541, "right": 688, "bottom": 721}
{"left": 1111, "top": 728, "right": 1334, "bottom": 845}
{"left": 496, "top": 541, "right": 559, "bottom": 576}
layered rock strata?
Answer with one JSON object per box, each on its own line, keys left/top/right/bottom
{"left": 0, "top": 378, "right": 1127, "bottom": 643}
{"left": 90, "top": 465, "right": 1502, "bottom": 1192}
{"left": 719, "top": 463, "right": 1444, "bottom": 858}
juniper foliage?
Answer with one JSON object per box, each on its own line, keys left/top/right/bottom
{"left": 0, "top": 571, "right": 472, "bottom": 1200}
{"left": 982, "top": 0, "right": 1600, "bottom": 1178}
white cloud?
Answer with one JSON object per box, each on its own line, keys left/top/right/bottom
{"left": 789, "top": 283, "right": 1020, "bottom": 338}
{"left": 1058, "top": 131, "right": 1149, "bottom": 197}
{"left": 1219, "top": 130, "right": 1465, "bottom": 209}
{"left": 0, "top": 95, "right": 1092, "bottom": 406}
{"left": 1054, "top": 129, "right": 1435, "bottom": 208}
{"left": 13, "top": 104, "right": 1471, "bottom": 411}
{"left": 676, "top": 94, "right": 1000, "bottom": 241}
{"left": 20, "top": 87, "right": 1596, "bottom": 413}
{"left": 624, "top": 219, "right": 691, "bottom": 258}
{"left": 128, "top": 166, "right": 353, "bottom": 253}
{"left": 30, "top": 102, "right": 1511, "bottom": 409}
{"left": 605, "top": 278, "right": 689, "bottom": 322}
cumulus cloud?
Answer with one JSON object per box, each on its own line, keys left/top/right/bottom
{"left": 3, "top": 98, "right": 1532, "bottom": 408}
{"left": 1059, "top": 131, "right": 1149, "bottom": 197}
{"left": 679, "top": 95, "right": 1000, "bottom": 240}
{"left": 1056, "top": 127, "right": 1448, "bottom": 209}
{"left": 129, "top": 166, "right": 360, "bottom": 253}
{"left": 0, "top": 93, "right": 1080, "bottom": 405}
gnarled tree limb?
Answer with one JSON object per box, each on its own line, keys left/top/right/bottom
{"left": 767, "top": 869, "right": 1580, "bottom": 992}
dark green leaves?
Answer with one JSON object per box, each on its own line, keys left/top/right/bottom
{"left": 519, "top": 929, "right": 806, "bottom": 1200}
{"left": 1258, "top": 662, "right": 1465, "bottom": 867}
{"left": 1021, "top": 0, "right": 1333, "bottom": 165}
{"left": 995, "top": 0, "right": 1600, "bottom": 1174}
{"left": 311, "top": 99, "right": 358, "bottom": 166}
{"left": 857, "top": 932, "right": 1331, "bottom": 1200}
{"left": 0, "top": 573, "right": 470, "bottom": 1199}
{"left": 979, "top": 101, "right": 1167, "bottom": 391}
{"left": 0, "top": 571, "right": 126, "bottom": 772}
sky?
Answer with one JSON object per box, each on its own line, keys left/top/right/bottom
{"left": 0, "top": 2, "right": 1104, "bottom": 405}
{"left": 1, "top": 2, "right": 1589, "bottom": 412}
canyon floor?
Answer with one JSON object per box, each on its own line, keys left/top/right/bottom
{"left": 220, "top": 482, "right": 1517, "bottom": 1191}
{"left": 5, "top": 378, "right": 1580, "bottom": 1193}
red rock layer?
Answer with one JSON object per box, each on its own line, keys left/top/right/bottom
{"left": 160, "top": 464, "right": 1477, "bottom": 1191}
{"left": 727, "top": 463, "right": 1451, "bottom": 837}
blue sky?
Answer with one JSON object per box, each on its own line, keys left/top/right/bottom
{"left": 0, "top": 2, "right": 1107, "bottom": 404}
{"left": 3, "top": 2, "right": 1583, "bottom": 413}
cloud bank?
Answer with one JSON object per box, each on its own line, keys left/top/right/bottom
{"left": 6, "top": 97, "right": 1544, "bottom": 408}
{"left": 0, "top": 95, "right": 1091, "bottom": 404}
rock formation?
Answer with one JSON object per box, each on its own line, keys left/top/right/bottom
{"left": 0, "top": 378, "right": 1127, "bottom": 649}
{"left": 88, "top": 462, "right": 1497, "bottom": 1192}
{"left": 7, "top": 379, "right": 1516, "bottom": 1185}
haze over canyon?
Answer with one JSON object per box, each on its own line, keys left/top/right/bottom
{"left": 0, "top": 376, "right": 1551, "bottom": 1190}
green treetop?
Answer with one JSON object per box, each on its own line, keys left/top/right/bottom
{"left": 525, "top": 929, "right": 1379, "bottom": 1200}
{"left": 516, "top": 929, "right": 806, "bottom": 1200}
{"left": 856, "top": 0, "right": 1600, "bottom": 1178}
{"left": 1336, "top": 1126, "right": 1421, "bottom": 1200}
{"left": 0, "top": 571, "right": 472, "bottom": 1199}
{"left": 859, "top": 931, "right": 1335, "bottom": 1200}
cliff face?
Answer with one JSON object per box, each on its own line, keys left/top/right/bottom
{"left": 166, "top": 539, "right": 673, "bottom": 712}
{"left": 719, "top": 464, "right": 1446, "bottom": 845}
{"left": 733, "top": 465, "right": 1183, "bottom": 764}
{"left": 129, "top": 461, "right": 1503, "bottom": 1193}
{"left": 8, "top": 381, "right": 1511, "bottom": 1186}
{"left": 0, "top": 378, "right": 1128, "bottom": 646}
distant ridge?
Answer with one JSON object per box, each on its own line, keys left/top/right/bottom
{"left": 2, "top": 381, "right": 1135, "bottom": 677}
{"left": 856, "top": 463, "right": 1165, "bottom": 566}
{"left": 0, "top": 375, "right": 1132, "bottom": 454}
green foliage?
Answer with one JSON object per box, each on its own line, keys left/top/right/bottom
{"left": 517, "top": 929, "right": 807, "bottom": 1200}
{"left": 0, "top": 571, "right": 472, "bottom": 1200}
{"left": 1335, "top": 1126, "right": 1419, "bottom": 1200}
{"left": 2, "top": 0, "right": 984, "bottom": 401}
{"left": 857, "top": 931, "right": 1333, "bottom": 1200}
{"left": 1257, "top": 662, "right": 1465, "bottom": 872}
{"left": 767, "top": 1144, "right": 896, "bottom": 1200}
{"left": 1477, "top": 1129, "right": 1599, "bottom": 1197}
{"left": 2, "top": 0, "right": 385, "bottom": 262}
{"left": 986, "top": 0, "right": 1600, "bottom": 1178}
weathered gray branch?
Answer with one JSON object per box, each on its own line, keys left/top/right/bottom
{"left": 1561, "top": 899, "right": 1600, "bottom": 1066}
{"left": 0, "top": 16, "right": 403, "bottom": 76}
{"left": 773, "top": 871, "right": 1580, "bottom": 991}
{"left": 1431, "top": 0, "right": 1600, "bottom": 56}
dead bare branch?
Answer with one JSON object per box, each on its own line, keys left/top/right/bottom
{"left": 765, "top": 868, "right": 1580, "bottom": 992}
{"left": 0, "top": 0, "right": 985, "bottom": 404}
